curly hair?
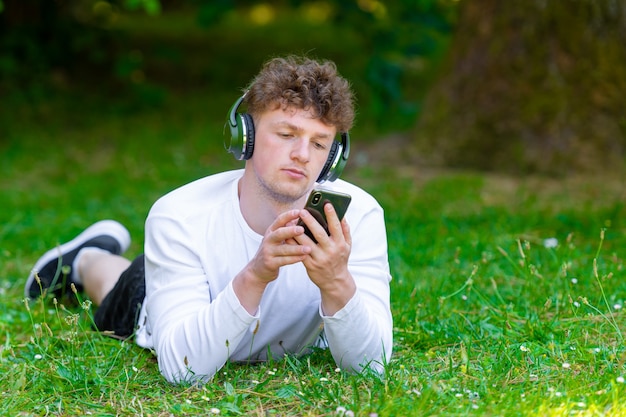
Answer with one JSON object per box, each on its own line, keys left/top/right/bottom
{"left": 244, "top": 56, "right": 355, "bottom": 133}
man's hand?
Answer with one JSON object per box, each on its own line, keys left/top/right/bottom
{"left": 233, "top": 209, "right": 311, "bottom": 314}
{"left": 295, "top": 203, "right": 356, "bottom": 316}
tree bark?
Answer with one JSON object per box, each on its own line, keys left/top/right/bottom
{"left": 415, "top": 0, "right": 626, "bottom": 174}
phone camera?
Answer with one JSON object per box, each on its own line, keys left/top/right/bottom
{"left": 311, "top": 192, "right": 322, "bottom": 205}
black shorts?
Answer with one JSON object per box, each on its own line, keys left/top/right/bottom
{"left": 94, "top": 254, "right": 146, "bottom": 339}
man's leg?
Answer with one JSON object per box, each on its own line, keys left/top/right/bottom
{"left": 25, "top": 220, "right": 131, "bottom": 300}
{"left": 26, "top": 220, "right": 145, "bottom": 339}
{"left": 93, "top": 254, "right": 146, "bottom": 339}
{"left": 78, "top": 251, "right": 131, "bottom": 305}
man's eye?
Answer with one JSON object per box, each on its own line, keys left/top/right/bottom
{"left": 313, "top": 142, "right": 327, "bottom": 150}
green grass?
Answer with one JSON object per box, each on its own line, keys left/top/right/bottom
{"left": 3, "top": 7, "right": 626, "bottom": 416}
{"left": 3, "top": 91, "right": 626, "bottom": 416}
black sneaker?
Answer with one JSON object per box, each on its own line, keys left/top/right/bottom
{"left": 25, "top": 220, "right": 131, "bottom": 300}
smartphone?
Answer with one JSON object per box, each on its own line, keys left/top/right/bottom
{"left": 298, "top": 189, "right": 352, "bottom": 243}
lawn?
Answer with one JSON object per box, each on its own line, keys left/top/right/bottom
{"left": 2, "top": 7, "right": 626, "bottom": 417}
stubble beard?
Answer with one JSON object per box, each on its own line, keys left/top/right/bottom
{"left": 255, "top": 171, "right": 310, "bottom": 207}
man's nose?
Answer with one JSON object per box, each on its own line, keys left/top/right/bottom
{"left": 291, "top": 138, "right": 310, "bottom": 162}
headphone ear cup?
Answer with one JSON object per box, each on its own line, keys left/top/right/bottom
{"left": 240, "top": 113, "right": 255, "bottom": 160}
{"left": 317, "top": 141, "right": 340, "bottom": 183}
{"left": 317, "top": 132, "right": 350, "bottom": 183}
{"left": 225, "top": 94, "right": 255, "bottom": 160}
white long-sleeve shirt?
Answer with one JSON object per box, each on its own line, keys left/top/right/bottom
{"left": 134, "top": 170, "right": 393, "bottom": 384}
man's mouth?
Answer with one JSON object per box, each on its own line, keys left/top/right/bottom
{"left": 283, "top": 168, "right": 307, "bottom": 179}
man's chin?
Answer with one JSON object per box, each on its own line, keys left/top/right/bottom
{"left": 264, "top": 183, "right": 312, "bottom": 205}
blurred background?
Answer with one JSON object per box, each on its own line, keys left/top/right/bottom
{"left": 2, "top": 3, "right": 626, "bottom": 412}
{"left": 1, "top": 0, "right": 625, "bottom": 178}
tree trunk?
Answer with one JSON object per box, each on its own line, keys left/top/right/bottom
{"left": 415, "top": 0, "right": 626, "bottom": 174}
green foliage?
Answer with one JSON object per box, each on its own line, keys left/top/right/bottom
{"left": 0, "top": 1, "right": 457, "bottom": 134}
{"left": 124, "top": 0, "right": 161, "bottom": 15}
{"left": 194, "top": 0, "right": 234, "bottom": 26}
{"left": 331, "top": 0, "right": 457, "bottom": 128}
{"left": 0, "top": 0, "right": 160, "bottom": 96}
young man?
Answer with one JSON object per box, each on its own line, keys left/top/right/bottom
{"left": 25, "top": 56, "right": 393, "bottom": 384}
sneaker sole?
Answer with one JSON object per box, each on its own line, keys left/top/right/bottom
{"left": 25, "top": 220, "right": 131, "bottom": 299}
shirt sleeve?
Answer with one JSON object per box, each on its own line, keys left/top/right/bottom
{"left": 144, "top": 213, "right": 257, "bottom": 384}
{"left": 321, "top": 203, "right": 393, "bottom": 373}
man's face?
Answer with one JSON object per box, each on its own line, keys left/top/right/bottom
{"left": 247, "top": 105, "right": 337, "bottom": 204}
